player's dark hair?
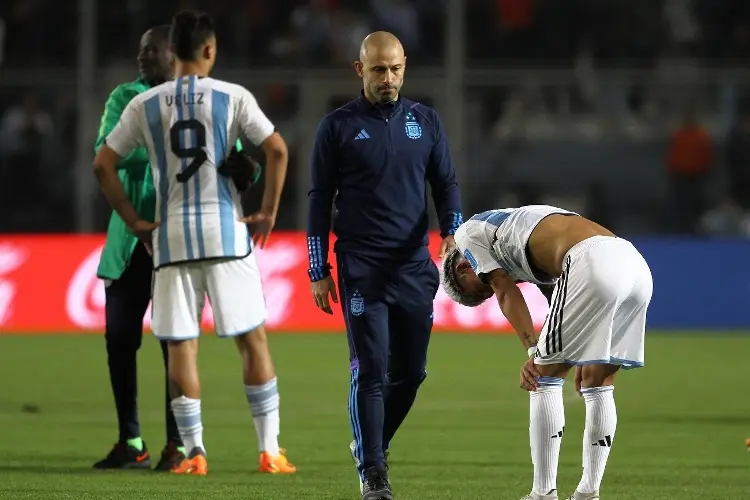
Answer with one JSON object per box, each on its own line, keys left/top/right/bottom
{"left": 441, "top": 247, "right": 493, "bottom": 307}
{"left": 170, "top": 10, "right": 215, "bottom": 61}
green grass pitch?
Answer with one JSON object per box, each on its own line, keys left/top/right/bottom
{"left": 0, "top": 333, "right": 748, "bottom": 499}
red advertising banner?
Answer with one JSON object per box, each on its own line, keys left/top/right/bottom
{"left": 0, "top": 233, "right": 550, "bottom": 333}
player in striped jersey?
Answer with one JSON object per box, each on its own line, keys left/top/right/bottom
{"left": 441, "top": 206, "right": 653, "bottom": 500}
{"left": 92, "top": 10, "right": 295, "bottom": 476}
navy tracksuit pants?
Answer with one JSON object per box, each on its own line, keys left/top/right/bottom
{"left": 337, "top": 251, "right": 440, "bottom": 475}
{"left": 104, "top": 243, "right": 180, "bottom": 445}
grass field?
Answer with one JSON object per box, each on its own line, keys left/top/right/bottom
{"left": 0, "top": 333, "right": 748, "bottom": 499}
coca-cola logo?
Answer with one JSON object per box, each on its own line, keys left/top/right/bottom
{"left": 255, "top": 243, "right": 305, "bottom": 326}
{"left": 0, "top": 234, "right": 554, "bottom": 333}
{"left": 64, "top": 243, "right": 306, "bottom": 331}
{"left": 66, "top": 245, "right": 106, "bottom": 329}
{"left": 0, "top": 243, "right": 28, "bottom": 326}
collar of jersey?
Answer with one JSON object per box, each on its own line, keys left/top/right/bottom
{"left": 357, "top": 90, "right": 402, "bottom": 117}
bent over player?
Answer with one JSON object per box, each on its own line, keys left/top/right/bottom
{"left": 441, "top": 206, "right": 653, "bottom": 500}
{"left": 92, "top": 10, "right": 295, "bottom": 476}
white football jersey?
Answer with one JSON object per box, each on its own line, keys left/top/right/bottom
{"left": 106, "top": 75, "right": 275, "bottom": 268}
{"left": 453, "top": 205, "right": 578, "bottom": 285}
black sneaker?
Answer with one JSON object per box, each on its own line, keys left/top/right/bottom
{"left": 153, "top": 441, "right": 186, "bottom": 471}
{"left": 362, "top": 466, "right": 393, "bottom": 500}
{"left": 93, "top": 442, "right": 151, "bottom": 469}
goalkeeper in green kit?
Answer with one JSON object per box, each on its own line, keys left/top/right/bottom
{"left": 93, "top": 25, "right": 259, "bottom": 471}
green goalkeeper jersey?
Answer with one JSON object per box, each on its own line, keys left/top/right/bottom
{"left": 95, "top": 78, "right": 247, "bottom": 280}
{"left": 95, "top": 79, "right": 154, "bottom": 280}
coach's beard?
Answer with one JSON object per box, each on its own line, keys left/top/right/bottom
{"left": 376, "top": 86, "right": 397, "bottom": 103}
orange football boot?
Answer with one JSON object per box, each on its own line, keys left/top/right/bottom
{"left": 171, "top": 447, "right": 208, "bottom": 476}
{"left": 258, "top": 448, "right": 296, "bottom": 474}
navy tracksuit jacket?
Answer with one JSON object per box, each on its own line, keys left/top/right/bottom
{"left": 306, "top": 93, "right": 463, "bottom": 474}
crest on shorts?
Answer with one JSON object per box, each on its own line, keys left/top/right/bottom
{"left": 350, "top": 291, "right": 364, "bottom": 317}
{"left": 404, "top": 111, "right": 422, "bottom": 140}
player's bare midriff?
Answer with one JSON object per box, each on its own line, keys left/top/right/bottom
{"left": 527, "top": 214, "right": 615, "bottom": 277}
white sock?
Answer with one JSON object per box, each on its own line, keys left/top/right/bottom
{"left": 246, "top": 377, "right": 280, "bottom": 455}
{"left": 577, "top": 386, "right": 617, "bottom": 494}
{"left": 171, "top": 396, "right": 205, "bottom": 455}
{"left": 529, "top": 377, "right": 565, "bottom": 495}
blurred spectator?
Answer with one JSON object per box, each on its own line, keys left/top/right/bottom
{"left": 496, "top": 0, "right": 535, "bottom": 59}
{"left": 288, "top": 0, "right": 335, "bottom": 61}
{"left": 0, "top": 92, "right": 54, "bottom": 159}
{"left": 698, "top": 195, "right": 750, "bottom": 236}
{"left": 663, "top": 0, "right": 701, "bottom": 54}
{"left": 369, "top": 0, "right": 420, "bottom": 55}
{"left": 328, "top": 8, "right": 370, "bottom": 64}
{"left": 666, "top": 106, "right": 715, "bottom": 232}
{"left": 0, "top": 92, "right": 57, "bottom": 230}
{"left": 7, "top": 0, "right": 750, "bottom": 235}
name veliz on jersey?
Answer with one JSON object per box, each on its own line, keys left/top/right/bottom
{"left": 165, "top": 92, "right": 205, "bottom": 106}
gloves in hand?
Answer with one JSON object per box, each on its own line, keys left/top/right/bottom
{"left": 217, "top": 146, "right": 262, "bottom": 192}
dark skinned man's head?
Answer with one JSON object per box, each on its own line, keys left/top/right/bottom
{"left": 138, "top": 26, "right": 173, "bottom": 86}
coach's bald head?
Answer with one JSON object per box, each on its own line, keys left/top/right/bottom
{"left": 355, "top": 31, "right": 406, "bottom": 104}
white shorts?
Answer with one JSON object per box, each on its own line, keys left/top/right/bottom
{"left": 151, "top": 252, "right": 267, "bottom": 340}
{"left": 535, "top": 236, "right": 653, "bottom": 369}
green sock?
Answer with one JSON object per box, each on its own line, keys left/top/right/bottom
{"left": 126, "top": 437, "right": 144, "bottom": 451}
{"left": 177, "top": 445, "right": 186, "bottom": 456}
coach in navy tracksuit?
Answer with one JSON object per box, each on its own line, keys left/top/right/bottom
{"left": 307, "top": 32, "right": 463, "bottom": 500}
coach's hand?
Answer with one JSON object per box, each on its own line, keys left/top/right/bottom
{"left": 311, "top": 276, "right": 339, "bottom": 315}
{"left": 438, "top": 235, "right": 456, "bottom": 258}
{"left": 129, "top": 219, "right": 158, "bottom": 254}
{"left": 519, "top": 357, "right": 540, "bottom": 392}
{"left": 241, "top": 211, "right": 275, "bottom": 248}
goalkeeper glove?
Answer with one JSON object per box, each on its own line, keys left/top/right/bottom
{"left": 217, "top": 147, "right": 262, "bottom": 192}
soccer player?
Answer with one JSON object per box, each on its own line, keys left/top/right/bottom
{"left": 441, "top": 206, "right": 653, "bottom": 500}
{"left": 93, "top": 25, "right": 185, "bottom": 471}
{"left": 92, "top": 10, "right": 296, "bottom": 476}
{"left": 307, "top": 31, "right": 463, "bottom": 500}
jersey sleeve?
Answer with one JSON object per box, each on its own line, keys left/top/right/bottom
{"left": 306, "top": 115, "right": 338, "bottom": 281}
{"left": 105, "top": 98, "right": 145, "bottom": 160}
{"left": 236, "top": 89, "right": 275, "bottom": 147}
{"left": 95, "top": 85, "right": 149, "bottom": 166}
{"left": 453, "top": 222, "right": 502, "bottom": 278}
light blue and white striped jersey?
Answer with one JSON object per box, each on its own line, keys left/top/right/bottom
{"left": 106, "top": 75, "right": 275, "bottom": 268}
{"left": 453, "top": 205, "right": 578, "bottom": 285}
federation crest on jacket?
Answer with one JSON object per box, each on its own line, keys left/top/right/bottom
{"left": 404, "top": 111, "right": 422, "bottom": 139}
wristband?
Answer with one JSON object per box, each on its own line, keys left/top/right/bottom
{"left": 527, "top": 346, "right": 537, "bottom": 358}
{"left": 308, "top": 264, "right": 332, "bottom": 282}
